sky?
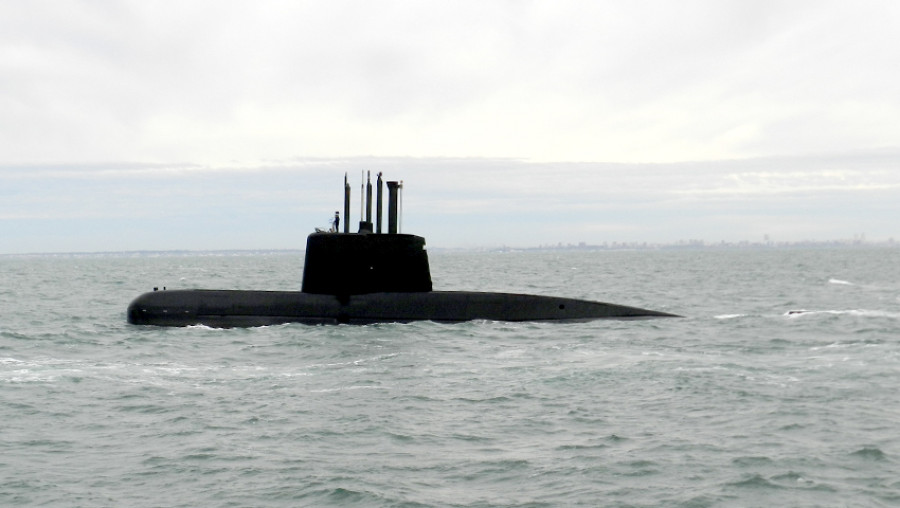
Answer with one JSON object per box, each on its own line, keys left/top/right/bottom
{"left": 2, "top": 0, "right": 899, "bottom": 253}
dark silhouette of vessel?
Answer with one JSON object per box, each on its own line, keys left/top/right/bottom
{"left": 127, "top": 173, "right": 678, "bottom": 327}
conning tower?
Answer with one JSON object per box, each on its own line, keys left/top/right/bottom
{"left": 301, "top": 172, "right": 433, "bottom": 296}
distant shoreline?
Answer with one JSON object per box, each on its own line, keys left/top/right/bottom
{"left": 2, "top": 240, "right": 898, "bottom": 258}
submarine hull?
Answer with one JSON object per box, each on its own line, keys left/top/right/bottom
{"left": 127, "top": 289, "right": 678, "bottom": 327}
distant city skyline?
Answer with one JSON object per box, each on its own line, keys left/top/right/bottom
{"left": 2, "top": 2, "right": 899, "bottom": 254}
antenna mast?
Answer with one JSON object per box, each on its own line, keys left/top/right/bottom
{"left": 343, "top": 173, "right": 350, "bottom": 233}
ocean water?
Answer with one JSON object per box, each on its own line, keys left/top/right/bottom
{"left": 2, "top": 248, "right": 899, "bottom": 507}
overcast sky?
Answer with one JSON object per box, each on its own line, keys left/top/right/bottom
{"left": 2, "top": 0, "right": 899, "bottom": 253}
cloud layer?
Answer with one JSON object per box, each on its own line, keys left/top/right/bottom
{"left": 3, "top": 153, "right": 897, "bottom": 253}
{"left": 3, "top": 1, "right": 899, "bottom": 165}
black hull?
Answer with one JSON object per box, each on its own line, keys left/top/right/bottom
{"left": 127, "top": 289, "right": 679, "bottom": 327}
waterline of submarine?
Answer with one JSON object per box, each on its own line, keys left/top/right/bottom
{"left": 127, "top": 173, "right": 679, "bottom": 327}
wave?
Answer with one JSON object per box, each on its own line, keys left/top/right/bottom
{"left": 849, "top": 446, "right": 887, "bottom": 461}
{"left": 827, "top": 278, "right": 900, "bottom": 293}
{"left": 727, "top": 473, "right": 783, "bottom": 490}
{"left": 784, "top": 309, "right": 900, "bottom": 319}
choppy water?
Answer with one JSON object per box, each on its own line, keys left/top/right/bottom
{"left": 2, "top": 248, "right": 900, "bottom": 507}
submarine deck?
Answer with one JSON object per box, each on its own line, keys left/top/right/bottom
{"left": 127, "top": 289, "right": 679, "bottom": 327}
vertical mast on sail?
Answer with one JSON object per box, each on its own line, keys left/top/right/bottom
{"left": 343, "top": 173, "right": 350, "bottom": 233}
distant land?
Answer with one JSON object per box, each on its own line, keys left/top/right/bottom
{"left": 2, "top": 237, "right": 897, "bottom": 258}
{"left": 517, "top": 235, "right": 896, "bottom": 252}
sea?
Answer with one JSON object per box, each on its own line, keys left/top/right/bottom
{"left": 2, "top": 247, "right": 899, "bottom": 507}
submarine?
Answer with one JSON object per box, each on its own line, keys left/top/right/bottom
{"left": 127, "top": 173, "right": 679, "bottom": 327}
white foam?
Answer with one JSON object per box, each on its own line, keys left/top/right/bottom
{"left": 785, "top": 309, "right": 900, "bottom": 319}
{"left": 186, "top": 324, "right": 225, "bottom": 330}
{"left": 829, "top": 278, "right": 853, "bottom": 285}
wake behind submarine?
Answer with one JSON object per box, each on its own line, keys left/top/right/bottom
{"left": 127, "top": 173, "right": 679, "bottom": 327}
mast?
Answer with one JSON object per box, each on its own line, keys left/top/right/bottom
{"left": 365, "top": 171, "right": 373, "bottom": 225}
{"left": 387, "top": 181, "right": 400, "bottom": 234}
{"left": 343, "top": 173, "right": 350, "bottom": 233}
{"left": 376, "top": 172, "right": 384, "bottom": 234}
